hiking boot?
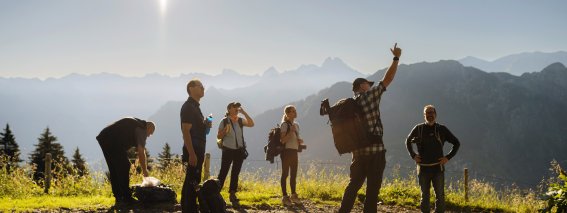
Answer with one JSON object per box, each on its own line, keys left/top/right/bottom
{"left": 115, "top": 196, "right": 138, "bottom": 207}
{"left": 282, "top": 195, "right": 292, "bottom": 206}
{"left": 229, "top": 193, "right": 240, "bottom": 208}
{"left": 290, "top": 194, "right": 301, "bottom": 203}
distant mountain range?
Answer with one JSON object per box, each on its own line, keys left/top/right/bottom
{"left": 240, "top": 60, "right": 567, "bottom": 187}
{"left": 156, "top": 60, "right": 567, "bottom": 188}
{"left": 459, "top": 51, "right": 567, "bottom": 76}
{"left": 0, "top": 57, "right": 365, "bottom": 164}
{"left": 2, "top": 52, "right": 566, "bottom": 187}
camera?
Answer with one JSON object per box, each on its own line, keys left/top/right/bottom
{"left": 298, "top": 144, "right": 307, "bottom": 152}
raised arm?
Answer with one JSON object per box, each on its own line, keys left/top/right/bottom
{"left": 381, "top": 43, "right": 402, "bottom": 88}
{"left": 239, "top": 108, "right": 255, "bottom": 127}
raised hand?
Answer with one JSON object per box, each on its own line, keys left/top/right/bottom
{"left": 390, "top": 43, "right": 402, "bottom": 57}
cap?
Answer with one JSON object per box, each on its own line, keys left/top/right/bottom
{"left": 226, "top": 102, "right": 241, "bottom": 110}
{"left": 352, "top": 78, "right": 375, "bottom": 91}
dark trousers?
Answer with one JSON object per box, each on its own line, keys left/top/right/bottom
{"left": 280, "top": 149, "right": 298, "bottom": 196}
{"left": 339, "top": 150, "right": 386, "bottom": 213}
{"left": 181, "top": 150, "right": 205, "bottom": 213}
{"left": 217, "top": 148, "right": 244, "bottom": 193}
{"left": 419, "top": 171, "right": 445, "bottom": 213}
{"left": 98, "top": 140, "right": 132, "bottom": 201}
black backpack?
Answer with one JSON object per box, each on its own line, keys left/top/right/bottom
{"left": 320, "top": 98, "right": 371, "bottom": 154}
{"left": 263, "top": 122, "right": 292, "bottom": 163}
{"left": 131, "top": 183, "right": 177, "bottom": 203}
{"left": 196, "top": 178, "right": 227, "bottom": 213}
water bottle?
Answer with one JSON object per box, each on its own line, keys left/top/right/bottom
{"left": 205, "top": 114, "right": 213, "bottom": 135}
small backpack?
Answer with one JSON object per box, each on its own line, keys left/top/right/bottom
{"left": 196, "top": 178, "right": 227, "bottom": 213}
{"left": 320, "top": 98, "right": 371, "bottom": 154}
{"left": 263, "top": 122, "right": 292, "bottom": 163}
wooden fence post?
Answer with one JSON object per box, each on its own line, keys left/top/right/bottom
{"left": 44, "top": 153, "right": 52, "bottom": 194}
{"left": 464, "top": 168, "right": 469, "bottom": 202}
{"left": 203, "top": 153, "right": 211, "bottom": 180}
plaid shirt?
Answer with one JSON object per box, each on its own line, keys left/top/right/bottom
{"left": 352, "top": 81, "right": 387, "bottom": 156}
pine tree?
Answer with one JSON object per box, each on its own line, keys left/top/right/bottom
{"left": 158, "top": 142, "right": 173, "bottom": 170}
{"left": 1, "top": 123, "right": 21, "bottom": 172}
{"left": 29, "top": 127, "right": 71, "bottom": 182}
{"left": 71, "top": 147, "right": 88, "bottom": 177}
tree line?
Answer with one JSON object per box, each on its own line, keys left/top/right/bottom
{"left": 0, "top": 123, "right": 177, "bottom": 183}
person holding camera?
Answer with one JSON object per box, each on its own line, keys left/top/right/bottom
{"left": 405, "top": 105, "right": 460, "bottom": 213}
{"left": 216, "top": 102, "right": 254, "bottom": 207}
{"left": 279, "top": 105, "right": 305, "bottom": 205}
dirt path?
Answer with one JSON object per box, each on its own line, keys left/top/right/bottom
{"left": 66, "top": 201, "right": 421, "bottom": 213}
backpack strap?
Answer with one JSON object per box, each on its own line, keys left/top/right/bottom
{"left": 228, "top": 117, "right": 246, "bottom": 148}
{"left": 238, "top": 118, "right": 246, "bottom": 148}
{"left": 283, "top": 121, "right": 298, "bottom": 137}
{"left": 222, "top": 117, "right": 229, "bottom": 127}
{"left": 435, "top": 123, "right": 442, "bottom": 145}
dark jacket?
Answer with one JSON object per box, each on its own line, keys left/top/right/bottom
{"left": 96, "top": 117, "right": 147, "bottom": 150}
{"left": 405, "top": 122, "right": 460, "bottom": 173}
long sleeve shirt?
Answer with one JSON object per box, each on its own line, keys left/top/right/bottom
{"left": 405, "top": 122, "right": 460, "bottom": 173}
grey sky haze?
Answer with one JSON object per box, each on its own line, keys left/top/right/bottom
{"left": 1, "top": 0, "right": 566, "bottom": 79}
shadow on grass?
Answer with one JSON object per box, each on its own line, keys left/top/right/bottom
{"left": 445, "top": 201, "right": 506, "bottom": 213}
{"left": 109, "top": 201, "right": 180, "bottom": 212}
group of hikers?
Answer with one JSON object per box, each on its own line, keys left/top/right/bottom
{"left": 96, "top": 43, "right": 461, "bottom": 213}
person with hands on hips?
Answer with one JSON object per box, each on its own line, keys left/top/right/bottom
{"left": 405, "top": 105, "right": 460, "bottom": 213}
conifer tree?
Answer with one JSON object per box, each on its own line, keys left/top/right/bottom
{"left": 71, "top": 147, "right": 88, "bottom": 177}
{"left": 158, "top": 142, "right": 173, "bottom": 170}
{"left": 1, "top": 123, "right": 21, "bottom": 172}
{"left": 29, "top": 127, "right": 70, "bottom": 182}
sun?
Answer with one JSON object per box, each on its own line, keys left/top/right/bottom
{"left": 159, "top": 0, "right": 168, "bottom": 16}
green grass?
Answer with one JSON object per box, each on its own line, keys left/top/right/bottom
{"left": 0, "top": 160, "right": 545, "bottom": 212}
{"left": 0, "top": 196, "right": 113, "bottom": 211}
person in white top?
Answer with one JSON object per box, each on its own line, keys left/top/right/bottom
{"left": 279, "top": 105, "right": 305, "bottom": 205}
{"left": 216, "top": 102, "right": 254, "bottom": 207}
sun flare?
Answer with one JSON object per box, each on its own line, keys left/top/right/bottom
{"left": 159, "top": 0, "right": 168, "bottom": 16}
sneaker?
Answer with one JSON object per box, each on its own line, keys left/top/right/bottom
{"left": 290, "top": 194, "right": 301, "bottom": 203}
{"left": 282, "top": 196, "right": 292, "bottom": 206}
{"left": 229, "top": 193, "right": 240, "bottom": 208}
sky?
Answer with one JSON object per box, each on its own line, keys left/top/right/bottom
{"left": 1, "top": 0, "right": 566, "bottom": 79}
